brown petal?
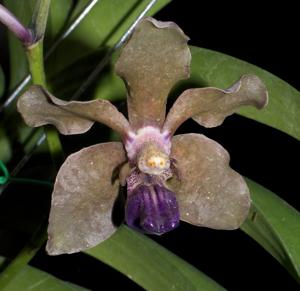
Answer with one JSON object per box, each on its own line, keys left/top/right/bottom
{"left": 115, "top": 17, "right": 191, "bottom": 129}
{"left": 46, "top": 142, "right": 126, "bottom": 255}
{"left": 163, "top": 75, "right": 268, "bottom": 135}
{"left": 168, "top": 134, "right": 250, "bottom": 230}
{"left": 17, "top": 85, "right": 131, "bottom": 136}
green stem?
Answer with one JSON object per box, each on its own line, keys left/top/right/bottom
{"left": 26, "top": 41, "right": 47, "bottom": 86}
{"left": 26, "top": 40, "right": 64, "bottom": 167}
{"left": 0, "top": 29, "right": 63, "bottom": 290}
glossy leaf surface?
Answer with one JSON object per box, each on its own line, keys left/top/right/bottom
{"left": 85, "top": 225, "right": 225, "bottom": 291}
{"left": 242, "top": 179, "right": 300, "bottom": 282}
{"left": 3, "top": 265, "right": 87, "bottom": 291}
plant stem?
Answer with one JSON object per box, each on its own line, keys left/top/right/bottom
{"left": 26, "top": 40, "right": 64, "bottom": 167}
{"left": 26, "top": 42, "right": 46, "bottom": 86}
{"left": 0, "top": 22, "right": 64, "bottom": 290}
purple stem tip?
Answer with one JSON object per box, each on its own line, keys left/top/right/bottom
{"left": 0, "top": 4, "right": 34, "bottom": 46}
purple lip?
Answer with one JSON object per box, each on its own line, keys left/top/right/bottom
{"left": 125, "top": 184, "right": 180, "bottom": 235}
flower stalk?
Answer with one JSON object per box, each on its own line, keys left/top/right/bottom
{"left": 0, "top": 1, "right": 63, "bottom": 286}
{"left": 26, "top": 42, "right": 47, "bottom": 86}
{"left": 26, "top": 40, "right": 64, "bottom": 167}
{"left": 22, "top": 0, "right": 64, "bottom": 167}
{"left": 1, "top": 0, "right": 64, "bottom": 165}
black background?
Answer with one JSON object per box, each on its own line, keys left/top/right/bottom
{"left": 1, "top": 0, "right": 300, "bottom": 290}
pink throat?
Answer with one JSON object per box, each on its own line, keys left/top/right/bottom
{"left": 124, "top": 126, "right": 171, "bottom": 161}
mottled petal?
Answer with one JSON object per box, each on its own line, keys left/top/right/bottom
{"left": 46, "top": 142, "right": 126, "bottom": 255}
{"left": 126, "top": 184, "right": 179, "bottom": 235}
{"left": 115, "top": 17, "right": 191, "bottom": 129}
{"left": 168, "top": 134, "right": 250, "bottom": 230}
{"left": 17, "top": 85, "right": 131, "bottom": 136}
{"left": 163, "top": 75, "right": 268, "bottom": 135}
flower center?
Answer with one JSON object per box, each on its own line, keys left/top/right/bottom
{"left": 147, "top": 156, "right": 167, "bottom": 168}
{"left": 137, "top": 142, "right": 170, "bottom": 175}
{"left": 124, "top": 126, "right": 177, "bottom": 234}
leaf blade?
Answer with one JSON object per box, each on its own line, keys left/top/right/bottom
{"left": 241, "top": 178, "right": 300, "bottom": 282}
{"left": 47, "top": 0, "right": 171, "bottom": 78}
{"left": 84, "top": 225, "right": 225, "bottom": 291}
{"left": 3, "top": 265, "right": 87, "bottom": 291}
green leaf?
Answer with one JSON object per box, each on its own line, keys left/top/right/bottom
{"left": 241, "top": 178, "right": 300, "bottom": 282}
{"left": 30, "top": 0, "right": 51, "bottom": 41}
{"left": 44, "top": 0, "right": 73, "bottom": 47}
{"left": 186, "top": 46, "right": 300, "bottom": 141}
{"left": 84, "top": 225, "right": 225, "bottom": 291}
{"left": 3, "top": 265, "right": 87, "bottom": 291}
{"left": 47, "top": 0, "right": 171, "bottom": 77}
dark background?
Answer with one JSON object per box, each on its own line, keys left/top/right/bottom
{"left": 1, "top": 0, "right": 300, "bottom": 290}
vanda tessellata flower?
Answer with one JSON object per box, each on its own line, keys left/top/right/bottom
{"left": 17, "top": 17, "right": 268, "bottom": 255}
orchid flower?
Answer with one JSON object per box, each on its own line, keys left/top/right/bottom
{"left": 17, "top": 17, "right": 268, "bottom": 255}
